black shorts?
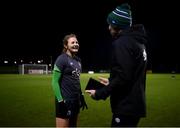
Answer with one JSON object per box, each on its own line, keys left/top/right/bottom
{"left": 55, "top": 99, "right": 80, "bottom": 119}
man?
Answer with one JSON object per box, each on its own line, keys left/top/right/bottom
{"left": 86, "top": 3, "right": 147, "bottom": 127}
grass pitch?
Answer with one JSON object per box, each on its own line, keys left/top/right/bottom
{"left": 0, "top": 73, "right": 180, "bottom": 127}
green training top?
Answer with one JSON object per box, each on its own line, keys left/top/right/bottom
{"left": 51, "top": 65, "right": 63, "bottom": 102}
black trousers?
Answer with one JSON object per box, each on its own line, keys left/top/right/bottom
{"left": 111, "top": 114, "right": 140, "bottom": 127}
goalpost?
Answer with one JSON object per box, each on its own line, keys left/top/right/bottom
{"left": 19, "top": 64, "right": 48, "bottom": 75}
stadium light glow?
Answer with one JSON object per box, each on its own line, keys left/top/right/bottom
{"left": 88, "top": 71, "right": 94, "bottom": 74}
{"left": 4, "top": 60, "right": 8, "bottom": 64}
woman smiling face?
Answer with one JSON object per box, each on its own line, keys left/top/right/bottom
{"left": 64, "top": 36, "right": 79, "bottom": 57}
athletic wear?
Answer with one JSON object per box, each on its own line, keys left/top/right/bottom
{"left": 52, "top": 65, "right": 63, "bottom": 102}
{"left": 95, "top": 24, "right": 147, "bottom": 117}
{"left": 52, "top": 53, "right": 82, "bottom": 118}
{"left": 53, "top": 53, "right": 82, "bottom": 101}
{"left": 55, "top": 99, "right": 80, "bottom": 118}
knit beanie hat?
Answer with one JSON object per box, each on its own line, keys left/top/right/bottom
{"left": 107, "top": 3, "right": 132, "bottom": 29}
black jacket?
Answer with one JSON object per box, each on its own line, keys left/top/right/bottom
{"left": 95, "top": 24, "right": 147, "bottom": 117}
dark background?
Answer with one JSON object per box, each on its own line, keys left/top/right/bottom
{"left": 0, "top": 0, "right": 179, "bottom": 72}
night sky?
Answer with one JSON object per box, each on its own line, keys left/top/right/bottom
{"left": 1, "top": 0, "right": 179, "bottom": 72}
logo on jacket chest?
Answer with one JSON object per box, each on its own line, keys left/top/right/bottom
{"left": 72, "top": 68, "right": 80, "bottom": 79}
{"left": 69, "top": 61, "right": 81, "bottom": 79}
{"left": 143, "top": 49, "right": 147, "bottom": 61}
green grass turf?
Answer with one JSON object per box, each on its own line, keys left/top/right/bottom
{"left": 0, "top": 73, "right": 180, "bottom": 127}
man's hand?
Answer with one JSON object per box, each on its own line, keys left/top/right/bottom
{"left": 98, "top": 77, "right": 109, "bottom": 86}
{"left": 85, "top": 90, "right": 96, "bottom": 97}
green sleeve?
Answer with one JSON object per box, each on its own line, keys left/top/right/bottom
{"left": 51, "top": 65, "right": 63, "bottom": 102}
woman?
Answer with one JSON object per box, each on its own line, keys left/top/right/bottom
{"left": 51, "top": 34, "right": 87, "bottom": 127}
